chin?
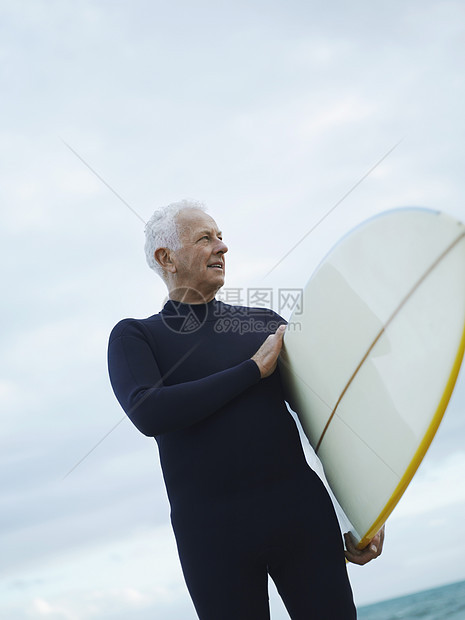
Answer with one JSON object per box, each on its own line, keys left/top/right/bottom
{"left": 212, "top": 277, "right": 225, "bottom": 291}
{"left": 209, "top": 271, "right": 225, "bottom": 283}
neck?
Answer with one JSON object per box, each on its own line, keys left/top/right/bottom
{"left": 168, "top": 286, "right": 216, "bottom": 304}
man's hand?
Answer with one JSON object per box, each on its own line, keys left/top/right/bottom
{"left": 344, "top": 525, "right": 385, "bottom": 565}
{"left": 251, "top": 324, "right": 286, "bottom": 378}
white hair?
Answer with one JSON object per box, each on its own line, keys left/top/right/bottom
{"left": 144, "top": 199, "right": 206, "bottom": 278}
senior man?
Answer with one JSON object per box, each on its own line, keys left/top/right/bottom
{"left": 108, "top": 200, "right": 383, "bottom": 620}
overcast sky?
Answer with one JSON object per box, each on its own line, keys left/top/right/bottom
{"left": 1, "top": 0, "right": 465, "bottom": 618}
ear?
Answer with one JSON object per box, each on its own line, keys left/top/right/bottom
{"left": 154, "top": 248, "right": 177, "bottom": 273}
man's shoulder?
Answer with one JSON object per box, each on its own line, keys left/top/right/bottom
{"left": 109, "top": 313, "right": 163, "bottom": 342}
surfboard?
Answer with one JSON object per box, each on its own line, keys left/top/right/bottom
{"left": 279, "top": 207, "right": 465, "bottom": 548}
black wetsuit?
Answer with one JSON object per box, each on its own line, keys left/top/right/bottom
{"left": 108, "top": 299, "right": 356, "bottom": 619}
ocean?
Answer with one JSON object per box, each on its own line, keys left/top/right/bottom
{"left": 357, "top": 579, "right": 465, "bottom": 619}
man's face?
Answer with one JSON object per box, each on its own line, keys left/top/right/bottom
{"left": 171, "top": 209, "right": 228, "bottom": 301}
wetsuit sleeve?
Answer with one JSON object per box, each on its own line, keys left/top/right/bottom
{"left": 280, "top": 370, "right": 300, "bottom": 414}
{"left": 107, "top": 325, "right": 262, "bottom": 437}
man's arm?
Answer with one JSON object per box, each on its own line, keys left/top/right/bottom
{"left": 108, "top": 321, "right": 286, "bottom": 437}
{"left": 108, "top": 324, "right": 264, "bottom": 436}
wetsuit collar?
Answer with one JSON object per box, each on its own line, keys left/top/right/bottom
{"left": 162, "top": 298, "right": 219, "bottom": 319}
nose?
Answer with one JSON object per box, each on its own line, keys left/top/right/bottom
{"left": 215, "top": 238, "right": 228, "bottom": 255}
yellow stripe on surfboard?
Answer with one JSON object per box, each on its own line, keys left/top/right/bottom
{"left": 358, "top": 311, "right": 465, "bottom": 548}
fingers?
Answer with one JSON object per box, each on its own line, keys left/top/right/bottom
{"left": 251, "top": 324, "right": 286, "bottom": 378}
{"left": 273, "top": 324, "right": 286, "bottom": 347}
{"left": 374, "top": 524, "right": 385, "bottom": 554}
{"left": 268, "top": 324, "right": 286, "bottom": 354}
{"left": 344, "top": 525, "right": 385, "bottom": 566}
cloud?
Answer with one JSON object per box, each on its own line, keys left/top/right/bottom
{"left": 392, "top": 451, "right": 465, "bottom": 519}
{"left": 1, "top": 1, "right": 464, "bottom": 618}
{"left": 3, "top": 524, "right": 194, "bottom": 620}
{"left": 32, "top": 598, "right": 75, "bottom": 619}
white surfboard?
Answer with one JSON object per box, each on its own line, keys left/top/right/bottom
{"left": 279, "top": 207, "right": 465, "bottom": 547}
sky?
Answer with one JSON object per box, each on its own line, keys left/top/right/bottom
{"left": 1, "top": 0, "right": 465, "bottom": 617}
